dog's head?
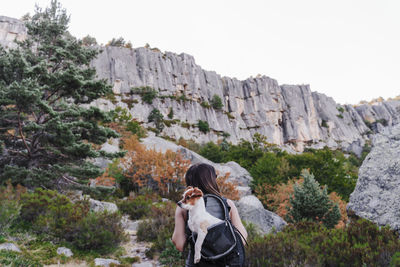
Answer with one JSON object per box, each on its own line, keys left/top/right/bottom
{"left": 177, "top": 186, "right": 204, "bottom": 210}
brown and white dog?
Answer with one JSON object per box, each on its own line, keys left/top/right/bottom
{"left": 177, "top": 186, "right": 222, "bottom": 264}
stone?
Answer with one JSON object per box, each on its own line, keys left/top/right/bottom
{"left": 236, "top": 195, "right": 287, "bottom": 234}
{"left": 121, "top": 216, "right": 141, "bottom": 233}
{"left": 94, "top": 258, "right": 120, "bottom": 267}
{"left": 132, "top": 263, "right": 154, "bottom": 267}
{"left": 89, "top": 199, "right": 118, "bottom": 213}
{"left": 347, "top": 124, "right": 400, "bottom": 231}
{"left": 57, "top": 247, "right": 73, "bottom": 257}
{"left": 0, "top": 242, "right": 21, "bottom": 252}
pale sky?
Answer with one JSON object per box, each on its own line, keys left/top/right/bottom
{"left": 3, "top": 0, "right": 400, "bottom": 104}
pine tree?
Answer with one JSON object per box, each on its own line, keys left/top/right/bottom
{"left": 0, "top": 1, "right": 122, "bottom": 187}
{"left": 286, "top": 169, "right": 341, "bottom": 228}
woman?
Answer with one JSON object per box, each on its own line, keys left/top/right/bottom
{"left": 172, "top": 163, "right": 248, "bottom": 266}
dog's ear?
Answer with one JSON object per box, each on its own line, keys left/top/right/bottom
{"left": 191, "top": 187, "right": 203, "bottom": 198}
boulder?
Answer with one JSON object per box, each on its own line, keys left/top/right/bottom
{"left": 132, "top": 263, "right": 154, "bottom": 267}
{"left": 347, "top": 124, "right": 400, "bottom": 231}
{"left": 236, "top": 195, "right": 287, "bottom": 234}
{"left": 94, "top": 258, "right": 120, "bottom": 267}
{"left": 89, "top": 199, "right": 118, "bottom": 213}
{"left": 0, "top": 242, "right": 21, "bottom": 252}
{"left": 57, "top": 247, "right": 73, "bottom": 257}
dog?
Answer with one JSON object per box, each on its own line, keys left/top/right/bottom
{"left": 177, "top": 186, "right": 222, "bottom": 264}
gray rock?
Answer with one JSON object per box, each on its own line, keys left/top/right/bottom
{"left": 0, "top": 242, "right": 21, "bottom": 252}
{"left": 57, "top": 247, "right": 73, "bottom": 257}
{"left": 121, "top": 216, "right": 142, "bottom": 232}
{"left": 347, "top": 124, "right": 400, "bottom": 231}
{"left": 236, "top": 195, "right": 287, "bottom": 234}
{"left": 94, "top": 258, "right": 120, "bottom": 267}
{"left": 89, "top": 199, "right": 118, "bottom": 213}
{"left": 132, "top": 263, "right": 154, "bottom": 267}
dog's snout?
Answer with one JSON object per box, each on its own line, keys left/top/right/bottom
{"left": 177, "top": 201, "right": 182, "bottom": 208}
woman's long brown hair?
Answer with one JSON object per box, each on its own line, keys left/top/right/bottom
{"left": 185, "top": 163, "right": 221, "bottom": 196}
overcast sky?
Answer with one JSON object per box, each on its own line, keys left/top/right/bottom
{"left": 3, "top": 0, "right": 400, "bottom": 104}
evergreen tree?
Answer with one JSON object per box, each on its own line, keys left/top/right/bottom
{"left": 286, "top": 169, "right": 341, "bottom": 228}
{"left": 0, "top": 1, "right": 122, "bottom": 187}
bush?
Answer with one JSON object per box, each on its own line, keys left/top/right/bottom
{"left": 131, "top": 86, "right": 158, "bottom": 104}
{"left": 211, "top": 94, "right": 223, "bottom": 109}
{"left": 159, "top": 239, "right": 185, "bottom": 266}
{"left": 0, "top": 251, "right": 42, "bottom": 267}
{"left": 167, "top": 107, "right": 174, "bottom": 119}
{"left": 286, "top": 170, "right": 341, "bottom": 228}
{"left": 19, "top": 189, "right": 125, "bottom": 252}
{"left": 198, "top": 120, "right": 210, "bottom": 133}
{"left": 246, "top": 219, "right": 400, "bottom": 267}
{"left": 0, "top": 181, "right": 24, "bottom": 236}
{"left": 137, "top": 201, "right": 176, "bottom": 254}
{"left": 117, "top": 195, "right": 153, "bottom": 220}
{"left": 107, "top": 37, "right": 126, "bottom": 47}
{"left": 67, "top": 211, "right": 126, "bottom": 253}
{"left": 126, "top": 120, "right": 147, "bottom": 139}
{"left": 148, "top": 108, "right": 164, "bottom": 134}
{"left": 201, "top": 101, "right": 211, "bottom": 108}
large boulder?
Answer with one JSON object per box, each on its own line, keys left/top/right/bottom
{"left": 236, "top": 195, "right": 287, "bottom": 234}
{"left": 347, "top": 124, "right": 400, "bottom": 231}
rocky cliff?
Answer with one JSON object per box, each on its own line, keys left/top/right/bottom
{"left": 2, "top": 15, "right": 400, "bottom": 154}
{"left": 347, "top": 124, "right": 400, "bottom": 232}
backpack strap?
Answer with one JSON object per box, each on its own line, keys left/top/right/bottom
{"left": 203, "top": 194, "right": 230, "bottom": 221}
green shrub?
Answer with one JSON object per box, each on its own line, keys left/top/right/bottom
{"left": 0, "top": 251, "right": 42, "bottom": 267}
{"left": 337, "top": 106, "right": 345, "bottom": 113}
{"left": 286, "top": 169, "right": 341, "bottom": 228}
{"left": 0, "top": 182, "right": 23, "bottom": 236}
{"left": 201, "top": 101, "right": 211, "bottom": 108}
{"left": 198, "top": 120, "right": 210, "bottom": 133}
{"left": 148, "top": 108, "right": 164, "bottom": 134}
{"left": 159, "top": 239, "right": 185, "bottom": 266}
{"left": 126, "top": 120, "right": 147, "bottom": 139}
{"left": 67, "top": 211, "right": 126, "bottom": 253}
{"left": 246, "top": 219, "right": 400, "bottom": 267}
{"left": 198, "top": 142, "right": 224, "bottom": 163}
{"left": 391, "top": 252, "right": 400, "bottom": 267}
{"left": 137, "top": 201, "right": 176, "bottom": 254}
{"left": 131, "top": 86, "right": 158, "bottom": 104}
{"left": 107, "top": 37, "right": 126, "bottom": 47}
{"left": 211, "top": 94, "right": 223, "bottom": 109}
{"left": 117, "top": 195, "right": 153, "bottom": 220}
{"left": 167, "top": 107, "right": 174, "bottom": 119}
{"left": 321, "top": 119, "right": 328, "bottom": 128}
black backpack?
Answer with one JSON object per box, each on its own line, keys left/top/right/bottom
{"left": 186, "top": 194, "right": 246, "bottom": 267}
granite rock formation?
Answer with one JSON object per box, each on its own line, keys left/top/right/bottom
{"left": 1, "top": 15, "right": 400, "bottom": 154}
{"left": 347, "top": 124, "right": 400, "bottom": 231}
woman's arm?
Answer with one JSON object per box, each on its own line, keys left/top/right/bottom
{"left": 172, "top": 206, "right": 187, "bottom": 252}
{"left": 227, "top": 199, "right": 248, "bottom": 242}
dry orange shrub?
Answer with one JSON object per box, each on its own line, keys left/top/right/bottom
{"left": 91, "top": 169, "right": 116, "bottom": 187}
{"left": 256, "top": 178, "right": 348, "bottom": 228}
{"left": 121, "top": 136, "right": 190, "bottom": 196}
{"left": 217, "top": 172, "right": 240, "bottom": 201}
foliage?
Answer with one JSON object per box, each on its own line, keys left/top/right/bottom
{"left": 131, "top": 86, "right": 158, "bottom": 104}
{"left": 321, "top": 119, "right": 328, "bottom": 128}
{"left": 67, "top": 211, "right": 126, "bottom": 253}
{"left": 197, "top": 120, "right": 210, "bottom": 133}
{"left": 159, "top": 239, "right": 185, "bottom": 267}
{"left": 0, "top": 250, "right": 42, "bottom": 267}
{"left": 148, "top": 108, "right": 164, "bottom": 134}
{"left": 167, "top": 107, "right": 174, "bottom": 119}
{"left": 19, "top": 188, "right": 125, "bottom": 252}
{"left": 137, "top": 201, "right": 176, "bottom": 255}
{"left": 106, "top": 37, "right": 126, "bottom": 47}
{"left": 211, "top": 94, "right": 224, "bottom": 110}
{"left": 216, "top": 172, "right": 240, "bottom": 201}
{"left": 198, "top": 142, "right": 224, "bottom": 163}
{"left": 81, "top": 34, "right": 97, "bottom": 46}
{"left": 121, "top": 136, "right": 189, "bottom": 198}
{"left": 0, "top": 181, "right": 25, "bottom": 236}
{"left": 250, "top": 153, "right": 290, "bottom": 186}
{"left": 201, "top": 101, "right": 211, "bottom": 108}
{"left": 126, "top": 120, "right": 147, "bottom": 139}
{"left": 391, "top": 252, "right": 400, "bottom": 267}
{"left": 0, "top": 0, "right": 119, "bottom": 188}
{"left": 177, "top": 138, "right": 201, "bottom": 153}
{"left": 111, "top": 106, "right": 132, "bottom": 123}
{"left": 256, "top": 178, "right": 348, "bottom": 228}
{"left": 245, "top": 219, "right": 400, "bottom": 267}
{"left": 117, "top": 195, "right": 153, "bottom": 220}
{"left": 286, "top": 170, "right": 341, "bottom": 228}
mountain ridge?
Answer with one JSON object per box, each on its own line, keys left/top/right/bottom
{"left": 1, "top": 15, "right": 400, "bottom": 154}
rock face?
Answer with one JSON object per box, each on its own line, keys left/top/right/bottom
{"left": 347, "top": 124, "right": 400, "bottom": 231}
{"left": 1, "top": 15, "right": 400, "bottom": 153}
